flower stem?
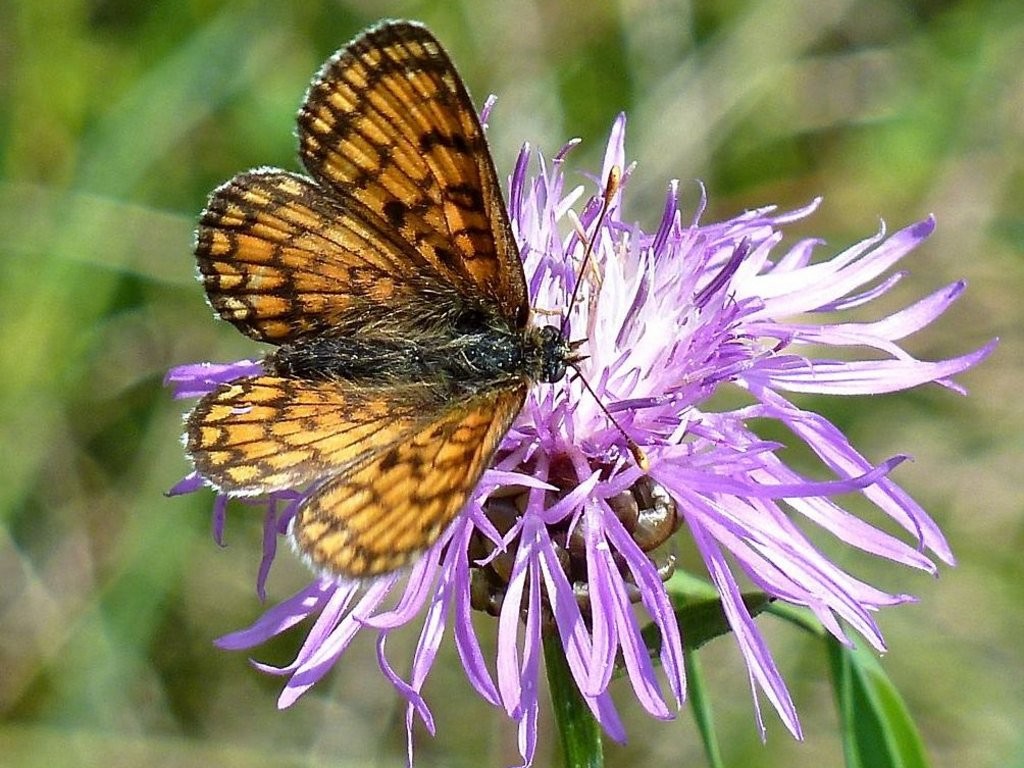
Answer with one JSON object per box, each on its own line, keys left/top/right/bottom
{"left": 685, "top": 646, "right": 724, "bottom": 768}
{"left": 543, "top": 630, "right": 603, "bottom": 768}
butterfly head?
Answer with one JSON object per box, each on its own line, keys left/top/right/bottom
{"left": 529, "top": 324, "right": 574, "bottom": 384}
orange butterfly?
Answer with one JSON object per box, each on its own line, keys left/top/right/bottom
{"left": 186, "top": 21, "right": 574, "bottom": 579}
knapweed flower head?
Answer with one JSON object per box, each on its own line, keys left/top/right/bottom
{"left": 168, "top": 114, "right": 993, "bottom": 765}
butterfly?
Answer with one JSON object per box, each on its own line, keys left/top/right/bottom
{"left": 185, "top": 20, "right": 577, "bottom": 579}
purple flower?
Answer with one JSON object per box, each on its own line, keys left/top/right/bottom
{"left": 168, "top": 114, "right": 993, "bottom": 765}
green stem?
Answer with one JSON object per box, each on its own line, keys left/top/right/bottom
{"left": 543, "top": 630, "right": 603, "bottom": 768}
{"left": 684, "top": 646, "right": 724, "bottom": 768}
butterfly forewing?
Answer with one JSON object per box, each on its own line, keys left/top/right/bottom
{"left": 196, "top": 170, "right": 470, "bottom": 344}
{"left": 298, "top": 21, "right": 528, "bottom": 327}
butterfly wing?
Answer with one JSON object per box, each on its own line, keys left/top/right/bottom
{"left": 186, "top": 372, "right": 526, "bottom": 578}
{"left": 188, "top": 21, "right": 540, "bottom": 580}
{"left": 186, "top": 375, "right": 437, "bottom": 494}
{"left": 297, "top": 20, "right": 529, "bottom": 328}
{"left": 196, "top": 21, "right": 528, "bottom": 345}
{"left": 195, "top": 169, "right": 471, "bottom": 344}
{"left": 292, "top": 382, "right": 527, "bottom": 578}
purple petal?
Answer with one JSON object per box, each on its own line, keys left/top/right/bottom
{"left": 515, "top": 551, "right": 543, "bottom": 767}
{"left": 164, "top": 359, "right": 262, "bottom": 398}
{"left": 749, "top": 387, "right": 954, "bottom": 562}
{"left": 211, "top": 494, "right": 228, "bottom": 546}
{"left": 654, "top": 453, "right": 907, "bottom": 500}
{"left": 167, "top": 472, "right": 203, "bottom": 496}
{"left": 817, "top": 270, "right": 905, "bottom": 311}
{"left": 583, "top": 516, "right": 617, "bottom": 696}
{"left": 256, "top": 502, "right": 281, "bottom": 601}
{"left": 590, "top": 522, "right": 671, "bottom": 718}
{"left": 451, "top": 523, "right": 500, "bottom": 706}
{"left": 535, "top": 528, "right": 592, "bottom": 679}
{"left": 496, "top": 518, "right": 535, "bottom": 715}
{"left": 375, "top": 635, "right": 436, "bottom": 745}
{"left": 690, "top": 521, "right": 802, "bottom": 739}
{"left": 600, "top": 504, "right": 685, "bottom": 705}
{"left": 746, "top": 218, "right": 934, "bottom": 315}
{"left": 509, "top": 142, "right": 531, "bottom": 223}
{"left": 278, "top": 579, "right": 395, "bottom": 706}
{"left": 652, "top": 180, "right": 680, "bottom": 258}
{"left": 600, "top": 113, "right": 627, "bottom": 192}
{"left": 748, "top": 340, "right": 995, "bottom": 396}
{"left": 215, "top": 579, "right": 337, "bottom": 651}
{"left": 479, "top": 93, "right": 497, "bottom": 126}
{"left": 795, "top": 281, "right": 966, "bottom": 346}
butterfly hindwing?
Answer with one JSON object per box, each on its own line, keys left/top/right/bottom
{"left": 187, "top": 375, "right": 442, "bottom": 495}
{"left": 292, "top": 383, "right": 527, "bottom": 578}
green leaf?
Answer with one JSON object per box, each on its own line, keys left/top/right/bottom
{"left": 644, "top": 575, "right": 774, "bottom": 766}
{"left": 639, "top": 591, "right": 774, "bottom": 661}
{"left": 633, "top": 570, "right": 773, "bottom": 674}
{"left": 827, "top": 636, "right": 930, "bottom": 768}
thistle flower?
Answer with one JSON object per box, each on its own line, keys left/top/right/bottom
{"left": 168, "top": 114, "right": 993, "bottom": 765}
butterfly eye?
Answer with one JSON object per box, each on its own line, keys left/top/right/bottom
{"left": 536, "top": 325, "right": 569, "bottom": 383}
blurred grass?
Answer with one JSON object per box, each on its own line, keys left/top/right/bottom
{"left": 1, "top": 0, "right": 1020, "bottom": 766}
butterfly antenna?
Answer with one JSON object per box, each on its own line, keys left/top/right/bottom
{"left": 560, "top": 166, "right": 647, "bottom": 472}
{"left": 560, "top": 165, "right": 621, "bottom": 336}
{"left": 569, "top": 364, "right": 649, "bottom": 472}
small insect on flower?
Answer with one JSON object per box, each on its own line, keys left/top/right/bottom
{"left": 182, "top": 20, "right": 626, "bottom": 580}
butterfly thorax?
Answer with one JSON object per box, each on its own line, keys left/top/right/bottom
{"left": 266, "top": 319, "right": 570, "bottom": 394}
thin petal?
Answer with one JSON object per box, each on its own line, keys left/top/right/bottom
{"left": 215, "top": 579, "right": 337, "bottom": 651}
{"left": 497, "top": 518, "right": 535, "bottom": 716}
{"left": 690, "top": 521, "right": 802, "bottom": 739}
{"left": 164, "top": 359, "right": 262, "bottom": 398}
{"left": 591, "top": 524, "right": 671, "bottom": 718}
{"left": 278, "top": 578, "right": 394, "bottom": 706}
{"left": 583, "top": 515, "right": 617, "bottom": 696}
{"left": 600, "top": 503, "right": 685, "bottom": 705}
{"left": 749, "top": 342, "right": 994, "bottom": 395}
{"left": 515, "top": 552, "right": 544, "bottom": 767}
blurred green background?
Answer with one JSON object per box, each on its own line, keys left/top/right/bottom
{"left": 1, "top": 0, "right": 1020, "bottom": 766}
